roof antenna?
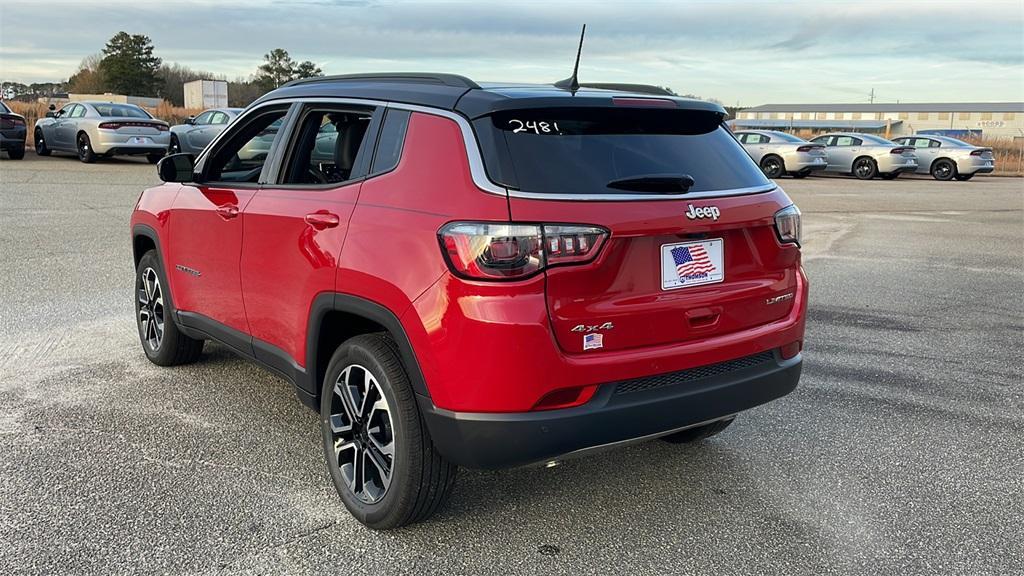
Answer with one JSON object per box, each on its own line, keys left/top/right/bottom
{"left": 554, "top": 24, "right": 586, "bottom": 92}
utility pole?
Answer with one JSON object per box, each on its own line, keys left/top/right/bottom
{"left": 869, "top": 88, "right": 875, "bottom": 104}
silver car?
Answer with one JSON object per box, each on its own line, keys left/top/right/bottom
{"left": 733, "top": 130, "right": 828, "bottom": 179}
{"left": 890, "top": 135, "right": 995, "bottom": 181}
{"left": 168, "top": 107, "right": 243, "bottom": 155}
{"left": 808, "top": 132, "right": 918, "bottom": 180}
{"left": 34, "top": 101, "right": 170, "bottom": 163}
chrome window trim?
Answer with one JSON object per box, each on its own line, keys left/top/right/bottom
{"left": 203, "top": 96, "right": 776, "bottom": 201}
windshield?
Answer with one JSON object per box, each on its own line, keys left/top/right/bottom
{"left": 860, "top": 134, "right": 898, "bottom": 145}
{"left": 92, "top": 103, "right": 152, "bottom": 119}
{"left": 474, "top": 108, "right": 770, "bottom": 195}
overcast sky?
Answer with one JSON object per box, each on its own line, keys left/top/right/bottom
{"left": 1, "top": 0, "right": 1022, "bottom": 105}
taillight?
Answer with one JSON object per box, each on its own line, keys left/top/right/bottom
{"left": 970, "top": 149, "right": 988, "bottom": 156}
{"left": 156, "top": 124, "right": 169, "bottom": 131}
{"left": 890, "top": 147, "right": 910, "bottom": 154}
{"left": 98, "top": 122, "right": 121, "bottom": 130}
{"left": 611, "top": 97, "right": 677, "bottom": 108}
{"left": 796, "top": 145, "right": 821, "bottom": 152}
{"left": 439, "top": 222, "right": 609, "bottom": 280}
{"left": 98, "top": 121, "right": 168, "bottom": 131}
{"left": 773, "top": 205, "right": 801, "bottom": 247}
{"left": 0, "top": 115, "right": 25, "bottom": 129}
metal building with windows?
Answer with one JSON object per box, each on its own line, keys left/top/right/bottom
{"left": 731, "top": 102, "right": 1024, "bottom": 139}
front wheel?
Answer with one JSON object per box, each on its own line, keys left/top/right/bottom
{"left": 35, "top": 129, "right": 51, "bottom": 156}
{"left": 931, "top": 159, "right": 956, "bottom": 181}
{"left": 320, "top": 333, "right": 456, "bottom": 530}
{"left": 135, "top": 250, "right": 203, "bottom": 366}
{"left": 853, "top": 157, "right": 877, "bottom": 180}
{"left": 760, "top": 155, "right": 785, "bottom": 179}
{"left": 954, "top": 173, "right": 975, "bottom": 181}
{"left": 660, "top": 417, "right": 735, "bottom": 444}
{"left": 168, "top": 134, "right": 181, "bottom": 155}
{"left": 77, "top": 133, "right": 97, "bottom": 163}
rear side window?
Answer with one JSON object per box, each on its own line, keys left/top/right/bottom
{"left": 473, "top": 108, "right": 770, "bottom": 195}
{"left": 370, "top": 109, "right": 410, "bottom": 175}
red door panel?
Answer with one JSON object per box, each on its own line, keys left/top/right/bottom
{"left": 168, "top": 184, "right": 255, "bottom": 335}
{"left": 240, "top": 184, "right": 359, "bottom": 367}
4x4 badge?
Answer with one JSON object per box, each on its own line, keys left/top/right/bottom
{"left": 685, "top": 204, "right": 721, "bottom": 221}
{"left": 571, "top": 322, "right": 614, "bottom": 333}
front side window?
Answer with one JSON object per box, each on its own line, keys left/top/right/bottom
{"left": 192, "top": 111, "right": 213, "bottom": 125}
{"left": 204, "top": 109, "right": 287, "bottom": 183}
{"left": 281, "top": 107, "right": 374, "bottom": 185}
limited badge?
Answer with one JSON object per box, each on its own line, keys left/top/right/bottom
{"left": 583, "top": 333, "right": 604, "bottom": 350}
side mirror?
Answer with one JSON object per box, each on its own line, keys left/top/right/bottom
{"left": 186, "top": 116, "right": 195, "bottom": 125}
{"left": 157, "top": 153, "right": 197, "bottom": 183}
{"left": 48, "top": 104, "right": 56, "bottom": 111}
{"left": 45, "top": 111, "right": 57, "bottom": 118}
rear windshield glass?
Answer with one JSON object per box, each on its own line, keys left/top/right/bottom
{"left": 859, "top": 134, "right": 898, "bottom": 145}
{"left": 938, "top": 136, "right": 972, "bottom": 147}
{"left": 770, "top": 131, "right": 806, "bottom": 143}
{"left": 474, "top": 108, "right": 770, "bottom": 195}
{"left": 93, "top": 104, "right": 152, "bottom": 119}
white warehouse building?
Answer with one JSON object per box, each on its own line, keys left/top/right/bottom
{"left": 732, "top": 102, "right": 1024, "bottom": 139}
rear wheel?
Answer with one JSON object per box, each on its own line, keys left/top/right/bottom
{"left": 35, "top": 129, "right": 51, "bottom": 156}
{"left": 660, "top": 417, "right": 735, "bottom": 444}
{"left": 931, "top": 159, "right": 956, "bottom": 181}
{"left": 135, "top": 250, "right": 204, "bottom": 366}
{"left": 852, "top": 157, "right": 877, "bottom": 180}
{"left": 320, "top": 333, "right": 456, "bottom": 529}
{"left": 760, "top": 155, "right": 785, "bottom": 179}
{"left": 880, "top": 172, "right": 899, "bottom": 180}
{"left": 954, "top": 173, "right": 975, "bottom": 181}
{"left": 77, "top": 132, "right": 97, "bottom": 163}
{"left": 7, "top": 146, "right": 25, "bottom": 160}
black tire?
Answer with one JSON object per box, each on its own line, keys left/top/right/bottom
{"left": 931, "top": 159, "right": 956, "bottom": 181}
{"left": 77, "top": 132, "right": 97, "bottom": 163}
{"left": 791, "top": 170, "right": 811, "bottom": 179}
{"left": 852, "top": 157, "right": 877, "bottom": 180}
{"left": 7, "top": 146, "right": 25, "bottom": 160}
{"left": 135, "top": 250, "right": 203, "bottom": 366}
{"left": 955, "top": 173, "right": 975, "bottom": 181}
{"left": 660, "top": 417, "right": 735, "bottom": 444}
{"left": 35, "top": 129, "right": 51, "bottom": 156}
{"left": 880, "top": 172, "right": 899, "bottom": 180}
{"left": 320, "top": 333, "right": 456, "bottom": 530}
{"left": 168, "top": 134, "right": 182, "bottom": 155}
{"left": 760, "top": 155, "right": 785, "bottom": 179}
{"left": 147, "top": 152, "right": 164, "bottom": 164}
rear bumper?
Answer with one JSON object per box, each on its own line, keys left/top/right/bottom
{"left": 420, "top": 350, "right": 801, "bottom": 469}
{"left": 877, "top": 156, "right": 918, "bottom": 174}
{"left": 93, "top": 131, "right": 169, "bottom": 155}
{"left": 956, "top": 157, "right": 995, "bottom": 175}
{"left": 788, "top": 155, "right": 828, "bottom": 172}
{"left": 0, "top": 130, "right": 26, "bottom": 149}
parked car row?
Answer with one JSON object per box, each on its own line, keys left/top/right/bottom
{"left": 734, "top": 129, "right": 995, "bottom": 181}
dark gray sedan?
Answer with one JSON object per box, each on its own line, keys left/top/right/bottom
{"left": 168, "top": 108, "right": 243, "bottom": 155}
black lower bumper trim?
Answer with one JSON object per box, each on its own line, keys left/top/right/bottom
{"left": 419, "top": 351, "right": 802, "bottom": 469}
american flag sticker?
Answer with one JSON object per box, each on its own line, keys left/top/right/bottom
{"left": 583, "top": 333, "right": 604, "bottom": 350}
{"left": 661, "top": 239, "right": 724, "bottom": 290}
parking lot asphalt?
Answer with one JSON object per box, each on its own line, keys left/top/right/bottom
{"left": 1, "top": 151, "right": 1022, "bottom": 575}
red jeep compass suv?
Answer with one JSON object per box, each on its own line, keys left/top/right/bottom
{"left": 131, "top": 73, "right": 807, "bottom": 529}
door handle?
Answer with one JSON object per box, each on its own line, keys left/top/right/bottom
{"left": 216, "top": 204, "right": 239, "bottom": 219}
{"left": 304, "top": 211, "right": 340, "bottom": 230}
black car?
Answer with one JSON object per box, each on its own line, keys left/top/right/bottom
{"left": 0, "top": 100, "right": 27, "bottom": 159}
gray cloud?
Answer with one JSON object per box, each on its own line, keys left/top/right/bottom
{"left": 1, "top": 0, "right": 1022, "bottom": 103}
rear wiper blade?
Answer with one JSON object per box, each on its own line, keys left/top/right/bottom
{"left": 605, "top": 173, "right": 695, "bottom": 193}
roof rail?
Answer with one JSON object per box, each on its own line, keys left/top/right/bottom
{"left": 578, "top": 83, "right": 674, "bottom": 96}
{"left": 282, "top": 73, "right": 480, "bottom": 89}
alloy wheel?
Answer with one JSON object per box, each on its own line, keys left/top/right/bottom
{"left": 169, "top": 136, "right": 181, "bottom": 155}
{"left": 855, "top": 159, "right": 874, "bottom": 179}
{"left": 138, "top": 267, "right": 165, "bottom": 351}
{"left": 328, "top": 364, "right": 395, "bottom": 504}
{"left": 934, "top": 161, "right": 953, "bottom": 180}
{"left": 762, "top": 158, "right": 783, "bottom": 178}
{"left": 78, "top": 135, "right": 89, "bottom": 159}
